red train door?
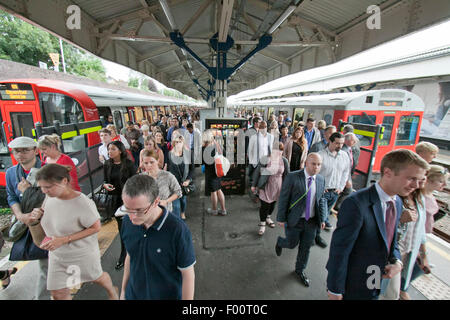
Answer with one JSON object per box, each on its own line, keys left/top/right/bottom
{"left": 2, "top": 102, "right": 40, "bottom": 143}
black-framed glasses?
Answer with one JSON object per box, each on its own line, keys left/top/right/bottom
{"left": 118, "top": 203, "right": 152, "bottom": 216}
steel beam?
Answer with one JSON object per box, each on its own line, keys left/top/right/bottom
{"left": 218, "top": 0, "right": 235, "bottom": 42}
{"left": 181, "top": 0, "right": 213, "bottom": 35}
{"left": 96, "top": 20, "right": 121, "bottom": 55}
{"left": 257, "top": 50, "right": 291, "bottom": 66}
{"left": 138, "top": 46, "right": 176, "bottom": 62}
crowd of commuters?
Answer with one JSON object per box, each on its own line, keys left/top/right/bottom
{"left": 2, "top": 106, "right": 448, "bottom": 301}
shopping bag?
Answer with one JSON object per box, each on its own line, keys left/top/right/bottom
{"left": 214, "top": 154, "right": 231, "bottom": 178}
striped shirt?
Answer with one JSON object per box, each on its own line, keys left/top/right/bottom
{"left": 318, "top": 147, "right": 350, "bottom": 190}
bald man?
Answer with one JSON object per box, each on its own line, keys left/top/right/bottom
{"left": 276, "top": 153, "right": 328, "bottom": 288}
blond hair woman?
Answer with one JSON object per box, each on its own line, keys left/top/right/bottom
{"left": 37, "top": 134, "right": 81, "bottom": 191}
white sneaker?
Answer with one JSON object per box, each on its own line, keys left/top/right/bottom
{"left": 206, "top": 208, "right": 218, "bottom": 215}
{"left": 219, "top": 209, "right": 228, "bottom": 216}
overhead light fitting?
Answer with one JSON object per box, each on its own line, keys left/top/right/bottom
{"left": 268, "top": 5, "right": 297, "bottom": 34}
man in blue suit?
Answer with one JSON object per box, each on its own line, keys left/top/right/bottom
{"left": 276, "top": 153, "right": 328, "bottom": 287}
{"left": 326, "top": 149, "right": 429, "bottom": 300}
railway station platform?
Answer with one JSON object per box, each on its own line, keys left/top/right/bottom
{"left": 0, "top": 167, "right": 449, "bottom": 300}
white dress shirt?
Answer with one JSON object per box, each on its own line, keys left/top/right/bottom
{"left": 98, "top": 143, "right": 109, "bottom": 163}
{"left": 374, "top": 182, "right": 398, "bottom": 223}
{"left": 318, "top": 147, "right": 350, "bottom": 190}
{"left": 303, "top": 171, "right": 316, "bottom": 219}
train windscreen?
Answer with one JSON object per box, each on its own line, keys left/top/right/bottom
{"left": 395, "top": 116, "right": 420, "bottom": 146}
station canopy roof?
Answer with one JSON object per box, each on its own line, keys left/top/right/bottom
{"left": 1, "top": 0, "right": 449, "bottom": 99}
{"left": 229, "top": 18, "right": 450, "bottom": 101}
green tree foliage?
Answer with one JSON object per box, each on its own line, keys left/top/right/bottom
{"left": 128, "top": 77, "right": 139, "bottom": 88}
{"left": 0, "top": 12, "right": 55, "bottom": 66}
{"left": 0, "top": 10, "right": 106, "bottom": 81}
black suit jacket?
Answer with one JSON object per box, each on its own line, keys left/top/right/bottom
{"left": 277, "top": 169, "right": 327, "bottom": 228}
{"left": 326, "top": 184, "right": 402, "bottom": 299}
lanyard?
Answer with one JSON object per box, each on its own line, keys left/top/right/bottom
{"left": 288, "top": 187, "right": 310, "bottom": 211}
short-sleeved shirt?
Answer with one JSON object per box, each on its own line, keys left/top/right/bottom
{"left": 44, "top": 154, "right": 81, "bottom": 191}
{"left": 121, "top": 206, "right": 196, "bottom": 300}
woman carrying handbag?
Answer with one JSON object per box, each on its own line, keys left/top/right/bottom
{"left": 103, "top": 141, "right": 136, "bottom": 270}
{"left": 251, "top": 143, "right": 290, "bottom": 235}
{"left": 27, "top": 164, "right": 118, "bottom": 300}
{"left": 168, "top": 133, "right": 192, "bottom": 220}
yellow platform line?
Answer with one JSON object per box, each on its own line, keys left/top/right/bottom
{"left": 427, "top": 242, "right": 450, "bottom": 262}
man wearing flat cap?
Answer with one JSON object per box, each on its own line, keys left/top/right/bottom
{"left": 5, "top": 136, "right": 49, "bottom": 300}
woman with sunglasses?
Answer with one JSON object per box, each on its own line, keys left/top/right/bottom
{"left": 28, "top": 163, "right": 118, "bottom": 300}
{"left": 168, "top": 133, "right": 192, "bottom": 220}
{"left": 103, "top": 141, "right": 136, "bottom": 270}
{"left": 141, "top": 149, "right": 182, "bottom": 214}
{"left": 423, "top": 165, "right": 448, "bottom": 234}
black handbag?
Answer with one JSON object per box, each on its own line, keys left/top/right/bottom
{"left": 93, "top": 187, "right": 116, "bottom": 219}
{"left": 182, "top": 181, "right": 196, "bottom": 196}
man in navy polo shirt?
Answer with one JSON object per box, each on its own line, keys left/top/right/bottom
{"left": 119, "top": 174, "right": 196, "bottom": 300}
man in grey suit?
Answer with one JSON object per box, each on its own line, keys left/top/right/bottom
{"left": 275, "top": 153, "right": 327, "bottom": 287}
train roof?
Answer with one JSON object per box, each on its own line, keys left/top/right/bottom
{"left": 0, "top": 78, "right": 204, "bottom": 107}
{"left": 231, "top": 89, "right": 425, "bottom": 111}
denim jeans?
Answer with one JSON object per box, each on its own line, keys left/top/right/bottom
{"left": 323, "top": 190, "right": 339, "bottom": 222}
{"left": 172, "top": 195, "right": 187, "bottom": 218}
{"left": 316, "top": 190, "right": 339, "bottom": 237}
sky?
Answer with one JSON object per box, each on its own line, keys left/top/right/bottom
{"left": 101, "top": 59, "right": 169, "bottom": 92}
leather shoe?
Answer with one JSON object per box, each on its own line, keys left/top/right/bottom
{"left": 315, "top": 236, "right": 328, "bottom": 248}
{"left": 275, "top": 243, "right": 282, "bottom": 256}
{"left": 295, "top": 271, "right": 310, "bottom": 287}
{"left": 115, "top": 261, "right": 124, "bottom": 270}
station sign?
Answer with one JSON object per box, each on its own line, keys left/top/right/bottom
{"left": 0, "top": 83, "right": 36, "bottom": 100}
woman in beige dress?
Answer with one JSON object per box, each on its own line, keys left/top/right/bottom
{"left": 29, "top": 163, "right": 118, "bottom": 300}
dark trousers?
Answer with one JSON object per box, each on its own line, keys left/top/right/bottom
{"left": 277, "top": 219, "right": 318, "bottom": 273}
{"left": 334, "top": 186, "right": 352, "bottom": 211}
{"left": 248, "top": 164, "right": 256, "bottom": 185}
{"left": 115, "top": 216, "right": 127, "bottom": 264}
{"left": 259, "top": 200, "right": 276, "bottom": 222}
{"left": 316, "top": 190, "right": 339, "bottom": 237}
{"left": 112, "top": 196, "right": 127, "bottom": 264}
{"left": 190, "top": 148, "right": 195, "bottom": 179}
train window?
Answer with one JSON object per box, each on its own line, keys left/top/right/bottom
{"left": 348, "top": 114, "right": 376, "bottom": 125}
{"left": 113, "top": 111, "right": 123, "bottom": 130}
{"left": 395, "top": 116, "right": 420, "bottom": 146}
{"left": 293, "top": 108, "right": 304, "bottom": 127}
{"left": 348, "top": 114, "right": 376, "bottom": 146}
{"left": 39, "top": 92, "right": 84, "bottom": 126}
{"left": 379, "top": 116, "right": 395, "bottom": 146}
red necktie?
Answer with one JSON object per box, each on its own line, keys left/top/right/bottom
{"left": 385, "top": 201, "right": 396, "bottom": 253}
